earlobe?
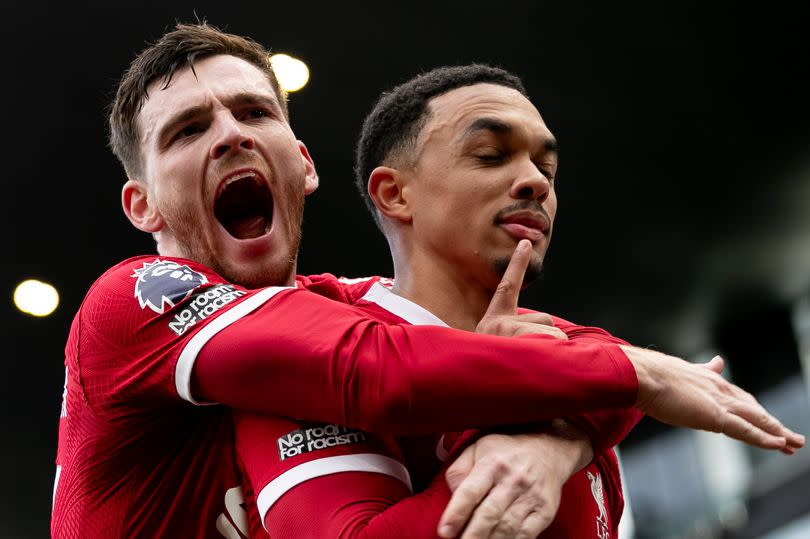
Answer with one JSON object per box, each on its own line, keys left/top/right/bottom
{"left": 368, "top": 166, "right": 412, "bottom": 223}
{"left": 122, "top": 180, "right": 163, "bottom": 233}
{"left": 298, "top": 141, "right": 319, "bottom": 194}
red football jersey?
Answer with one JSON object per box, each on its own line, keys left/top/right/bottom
{"left": 236, "top": 277, "right": 635, "bottom": 537}
{"left": 53, "top": 257, "right": 637, "bottom": 537}
{"left": 52, "top": 257, "right": 257, "bottom": 538}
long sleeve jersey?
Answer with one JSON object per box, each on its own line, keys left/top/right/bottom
{"left": 236, "top": 277, "right": 637, "bottom": 537}
{"left": 52, "top": 256, "right": 637, "bottom": 537}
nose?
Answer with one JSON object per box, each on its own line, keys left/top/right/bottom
{"left": 209, "top": 113, "right": 255, "bottom": 159}
{"left": 510, "top": 160, "right": 551, "bottom": 202}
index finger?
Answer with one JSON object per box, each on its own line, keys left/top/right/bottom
{"left": 484, "top": 240, "right": 532, "bottom": 318}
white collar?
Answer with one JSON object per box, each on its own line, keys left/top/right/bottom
{"left": 360, "top": 282, "right": 449, "bottom": 327}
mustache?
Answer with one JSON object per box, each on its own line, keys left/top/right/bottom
{"left": 492, "top": 200, "right": 550, "bottom": 224}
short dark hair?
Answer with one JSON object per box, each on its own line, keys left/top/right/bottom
{"left": 353, "top": 64, "right": 528, "bottom": 229}
{"left": 108, "top": 22, "right": 288, "bottom": 180}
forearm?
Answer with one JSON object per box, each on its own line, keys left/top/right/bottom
{"left": 191, "top": 290, "right": 638, "bottom": 434}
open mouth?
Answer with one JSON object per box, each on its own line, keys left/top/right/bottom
{"left": 214, "top": 172, "right": 274, "bottom": 240}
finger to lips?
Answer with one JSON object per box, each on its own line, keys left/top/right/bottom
{"left": 485, "top": 239, "right": 532, "bottom": 317}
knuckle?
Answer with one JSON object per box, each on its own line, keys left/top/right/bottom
{"left": 457, "top": 483, "right": 483, "bottom": 499}
{"left": 514, "top": 475, "right": 532, "bottom": 490}
{"left": 496, "top": 280, "right": 514, "bottom": 296}
{"left": 518, "top": 513, "right": 552, "bottom": 538}
{"left": 494, "top": 520, "right": 518, "bottom": 536}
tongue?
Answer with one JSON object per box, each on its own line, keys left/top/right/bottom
{"left": 227, "top": 215, "right": 267, "bottom": 240}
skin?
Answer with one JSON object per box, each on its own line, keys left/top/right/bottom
{"left": 117, "top": 56, "right": 804, "bottom": 538}
{"left": 368, "top": 84, "right": 588, "bottom": 538}
{"left": 373, "top": 83, "right": 558, "bottom": 331}
{"left": 118, "top": 55, "right": 576, "bottom": 537}
{"left": 368, "top": 82, "right": 806, "bottom": 538}
{"left": 122, "top": 55, "right": 318, "bottom": 289}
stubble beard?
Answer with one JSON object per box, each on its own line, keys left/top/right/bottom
{"left": 492, "top": 256, "right": 544, "bottom": 290}
{"left": 161, "top": 183, "right": 306, "bottom": 289}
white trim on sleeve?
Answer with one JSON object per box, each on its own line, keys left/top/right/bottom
{"left": 257, "top": 453, "right": 413, "bottom": 531}
{"left": 175, "top": 286, "right": 293, "bottom": 404}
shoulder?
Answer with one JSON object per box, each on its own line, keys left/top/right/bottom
{"left": 77, "top": 255, "right": 245, "bottom": 346}
{"left": 87, "top": 255, "right": 231, "bottom": 310}
{"left": 297, "top": 273, "right": 394, "bottom": 304}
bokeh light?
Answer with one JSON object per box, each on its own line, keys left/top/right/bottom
{"left": 270, "top": 53, "right": 310, "bottom": 92}
{"left": 14, "top": 279, "right": 59, "bottom": 317}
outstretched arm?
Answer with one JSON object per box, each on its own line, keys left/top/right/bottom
{"left": 188, "top": 261, "right": 802, "bottom": 449}
{"left": 190, "top": 286, "right": 639, "bottom": 433}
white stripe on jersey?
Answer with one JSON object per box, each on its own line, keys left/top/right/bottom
{"left": 175, "top": 285, "right": 294, "bottom": 404}
{"left": 52, "top": 464, "right": 62, "bottom": 512}
{"left": 257, "top": 453, "right": 413, "bottom": 531}
{"left": 361, "top": 282, "right": 449, "bottom": 327}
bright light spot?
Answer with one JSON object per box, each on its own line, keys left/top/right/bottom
{"left": 14, "top": 279, "right": 59, "bottom": 317}
{"left": 270, "top": 54, "right": 310, "bottom": 92}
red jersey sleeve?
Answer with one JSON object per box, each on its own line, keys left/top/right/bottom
{"left": 191, "top": 287, "right": 637, "bottom": 433}
{"left": 263, "top": 466, "right": 451, "bottom": 538}
{"left": 73, "top": 256, "right": 255, "bottom": 417}
{"left": 234, "top": 411, "right": 417, "bottom": 537}
{"left": 499, "top": 310, "right": 644, "bottom": 454}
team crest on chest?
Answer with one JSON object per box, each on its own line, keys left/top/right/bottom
{"left": 587, "top": 470, "right": 610, "bottom": 538}
{"left": 131, "top": 259, "right": 209, "bottom": 314}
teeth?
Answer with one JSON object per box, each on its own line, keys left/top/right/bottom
{"left": 223, "top": 171, "right": 257, "bottom": 188}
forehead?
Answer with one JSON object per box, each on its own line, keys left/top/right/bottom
{"left": 138, "top": 55, "right": 277, "bottom": 135}
{"left": 423, "top": 83, "right": 550, "bottom": 142}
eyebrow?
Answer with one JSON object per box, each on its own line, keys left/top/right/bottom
{"left": 221, "top": 91, "right": 280, "bottom": 111}
{"left": 155, "top": 92, "right": 280, "bottom": 146}
{"left": 464, "top": 117, "right": 513, "bottom": 138}
{"left": 155, "top": 104, "right": 210, "bottom": 146}
{"left": 463, "top": 117, "right": 559, "bottom": 153}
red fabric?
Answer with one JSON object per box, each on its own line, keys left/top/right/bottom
{"left": 236, "top": 277, "right": 631, "bottom": 538}
{"left": 53, "top": 256, "right": 251, "bottom": 538}
{"left": 193, "top": 285, "right": 638, "bottom": 434}
{"left": 53, "top": 258, "right": 637, "bottom": 537}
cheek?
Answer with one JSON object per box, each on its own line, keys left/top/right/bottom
{"left": 546, "top": 193, "right": 559, "bottom": 221}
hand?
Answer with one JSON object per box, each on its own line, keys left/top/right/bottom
{"left": 477, "top": 240, "right": 567, "bottom": 340}
{"left": 437, "top": 420, "right": 592, "bottom": 539}
{"left": 624, "top": 347, "right": 806, "bottom": 453}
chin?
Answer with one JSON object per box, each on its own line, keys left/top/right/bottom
{"left": 492, "top": 257, "right": 544, "bottom": 289}
{"left": 225, "top": 259, "right": 295, "bottom": 290}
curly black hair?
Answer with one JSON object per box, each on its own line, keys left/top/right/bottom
{"left": 353, "top": 64, "right": 528, "bottom": 230}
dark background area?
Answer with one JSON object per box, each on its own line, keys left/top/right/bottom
{"left": 3, "top": 2, "right": 809, "bottom": 537}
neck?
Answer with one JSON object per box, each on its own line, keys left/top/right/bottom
{"left": 390, "top": 247, "right": 493, "bottom": 332}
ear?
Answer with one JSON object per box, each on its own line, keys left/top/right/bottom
{"left": 122, "top": 179, "right": 164, "bottom": 233}
{"left": 298, "top": 141, "right": 319, "bottom": 195}
{"left": 368, "top": 166, "right": 412, "bottom": 223}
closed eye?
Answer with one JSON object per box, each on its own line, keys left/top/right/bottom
{"left": 475, "top": 152, "right": 505, "bottom": 164}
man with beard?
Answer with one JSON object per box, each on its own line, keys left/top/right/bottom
{"left": 232, "top": 64, "right": 799, "bottom": 538}
{"left": 52, "top": 23, "right": 803, "bottom": 538}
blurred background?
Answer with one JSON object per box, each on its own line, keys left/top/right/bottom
{"left": 3, "top": 2, "right": 809, "bottom": 537}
